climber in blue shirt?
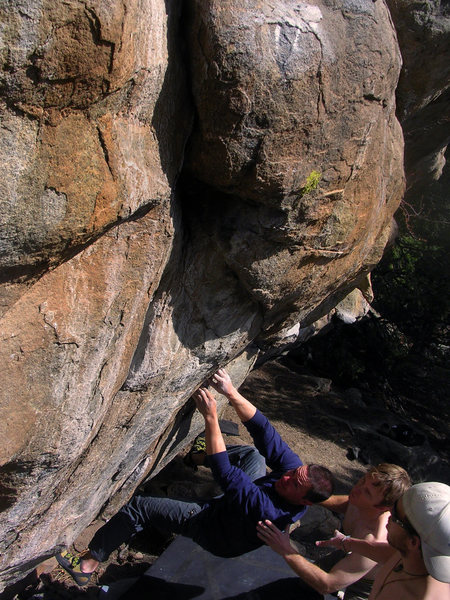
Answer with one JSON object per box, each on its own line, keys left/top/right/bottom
{"left": 56, "top": 368, "right": 334, "bottom": 586}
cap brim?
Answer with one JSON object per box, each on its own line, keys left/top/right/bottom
{"left": 422, "top": 540, "right": 450, "bottom": 583}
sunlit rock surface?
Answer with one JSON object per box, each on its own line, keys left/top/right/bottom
{"left": 184, "top": 0, "right": 404, "bottom": 332}
{"left": 0, "top": 0, "right": 411, "bottom": 588}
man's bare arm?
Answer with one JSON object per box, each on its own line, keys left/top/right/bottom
{"left": 257, "top": 521, "right": 379, "bottom": 595}
{"left": 316, "top": 530, "right": 396, "bottom": 564}
{"left": 210, "top": 368, "right": 257, "bottom": 422}
{"left": 319, "top": 494, "right": 349, "bottom": 514}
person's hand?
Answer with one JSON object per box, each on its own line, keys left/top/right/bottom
{"left": 209, "top": 368, "right": 235, "bottom": 397}
{"left": 256, "top": 520, "right": 295, "bottom": 556}
{"left": 193, "top": 387, "right": 218, "bottom": 421}
{"left": 315, "top": 529, "right": 347, "bottom": 549}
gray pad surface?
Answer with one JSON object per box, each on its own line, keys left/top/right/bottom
{"left": 117, "top": 535, "right": 318, "bottom": 599}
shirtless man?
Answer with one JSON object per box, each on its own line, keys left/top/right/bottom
{"left": 256, "top": 463, "right": 411, "bottom": 599}
{"left": 316, "top": 481, "right": 450, "bottom": 599}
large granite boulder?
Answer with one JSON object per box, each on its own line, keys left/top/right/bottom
{"left": 0, "top": 0, "right": 406, "bottom": 589}
{"left": 184, "top": 0, "right": 404, "bottom": 332}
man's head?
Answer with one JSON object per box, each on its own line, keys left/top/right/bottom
{"left": 274, "top": 464, "right": 334, "bottom": 505}
{"left": 391, "top": 482, "right": 450, "bottom": 583}
{"left": 387, "top": 497, "right": 420, "bottom": 555}
{"left": 349, "top": 463, "right": 411, "bottom": 510}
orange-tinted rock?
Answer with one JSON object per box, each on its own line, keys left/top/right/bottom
{"left": 0, "top": 0, "right": 189, "bottom": 291}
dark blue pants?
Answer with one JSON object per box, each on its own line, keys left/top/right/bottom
{"left": 89, "top": 445, "right": 266, "bottom": 562}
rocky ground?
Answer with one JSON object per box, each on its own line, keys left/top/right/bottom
{"left": 7, "top": 355, "right": 449, "bottom": 600}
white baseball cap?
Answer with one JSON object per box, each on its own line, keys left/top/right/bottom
{"left": 402, "top": 482, "right": 450, "bottom": 583}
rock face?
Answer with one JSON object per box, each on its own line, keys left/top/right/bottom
{"left": 0, "top": 0, "right": 408, "bottom": 589}
{"left": 385, "top": 0, "right": 450, "bottom": 236}
{"left": 184, "top": 0, "right": 404, "bottom": 332}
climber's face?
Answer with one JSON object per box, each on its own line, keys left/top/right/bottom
{"left": 274, "top": 465, "right": 312, "bottom": 505}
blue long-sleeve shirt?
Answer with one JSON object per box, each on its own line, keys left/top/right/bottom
{"left": 188, "top": 410, "right": 308, "bottom": 557}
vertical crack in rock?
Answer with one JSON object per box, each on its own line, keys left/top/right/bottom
{"left": 96, "top": 125, "right": 115, "bottom": 179}
{"left": 84, "top": 6, "right": 116, "bottom": 76}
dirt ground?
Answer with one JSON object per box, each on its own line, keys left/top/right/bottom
{"left": 11, "top": 359, "right": 370, "bottom": 600}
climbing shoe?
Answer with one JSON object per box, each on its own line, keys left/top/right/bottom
{"left": 56, "top": 550, "right": 93, "bottom": 586}
{"left": 183, "top": 433, "right": 207, "bottom": 470}
{"left": 191, "top": 434, "right": 206, "bottom": 454}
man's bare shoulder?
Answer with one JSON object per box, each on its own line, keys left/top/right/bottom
{"left": 370, "top": 574, "right": 449, "bottom": 599}
{"left": 426, "top": 578, "right": 450, "bottom": 600}
{"left": 344, "top": 504, "right": 389, "bottom": 540}
{"left": 369, "top": 554, "right": 450, "bottom": 600}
